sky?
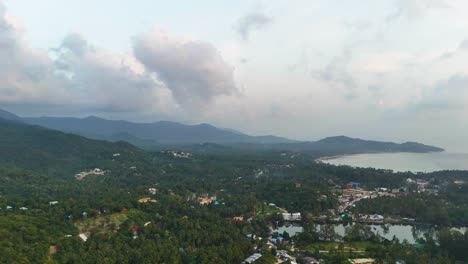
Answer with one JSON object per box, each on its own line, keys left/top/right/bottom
{"left": 1, "top": 0, "right": 468, "bottom": 151}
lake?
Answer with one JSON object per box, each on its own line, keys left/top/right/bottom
{"left": 272, "top": 224, "right": 467, "bottom": 244}
{"left": 320, "top": 152, "right": 468, "bottom": 172}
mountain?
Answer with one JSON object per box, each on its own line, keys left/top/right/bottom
{"left": 0, "top": 108, "right": 21, "bottom": 121}
{"left": 314, "top": 136, "right": 443, "bottom": 153}
{"left": 22, "top": 116, "right": 296, "bottom": 145}
{"left": 0, "top": 109, "right": 444, "bottom": 155}
{"left": 0, "top": 116, "right": 143, "bottom": 178}
{"left": 266, "top": 135, "right": 444, "bottom": 156}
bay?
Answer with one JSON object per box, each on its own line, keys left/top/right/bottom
{"left": 321, "top": 152, "right": 468, "bottom": 172}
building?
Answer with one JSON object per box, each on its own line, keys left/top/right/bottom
{"left": 49, "top": 246, "right": 57, "bottom": 255}
{"left": 148, "top": 188, "right": 158, "bottom": 195}
{"left": 303, "top": 256, "right": 320, "bottom": 264}
{"left": 79, "top": 233, "right": 88, "bottom": 242}
{"left": 282, "top": 212, "right": 302, "bottom": 221}
{"left": 349, "top": 258, "right": 375, "bottom": 264}
{"left": 242, "top": 253, "right": 262, "bottom": 263}
{"left": 49, "top": 201, "right": 59, "bottom": 205}
{"left": 138, "top": 197, "right": 157, "bottom": 203}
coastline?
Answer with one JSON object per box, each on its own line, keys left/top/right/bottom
{"left": 314, "top": 154, "right": 361, "bottom": 163}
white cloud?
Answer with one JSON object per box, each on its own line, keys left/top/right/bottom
{"left": 132, "top": 28, "right": 239, "bottom": 111}
{"left": 0, "top": 2, "right": 238, "bottom": 115}
{"left": 235, "top": 12, "right": 273, "bottom": 41}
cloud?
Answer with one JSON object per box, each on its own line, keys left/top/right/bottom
{"left": 458, "top": 39, "right": 468, "bottom": 50}
{"left": 235, "top": 12, "right": 273, "bottom": 41}
{"left": 0, "top": 1, "right": 237, "bottom": 115}
{"left": 0, "top": 2, "right": 161, "bottom": 112}
{"left": 52, "top": 32, "right": 163, "bottom": 112}
{"left": 132, "top": 28, "right": 239, "bottom": 110}
{"left": 312, "top": 48, "right": 356, "bottom": 90}
{"left": 434, "top": 38, "right": 468, "bottom": 61}
{"left": 344, "top": 20, "right": 373, "bottom": 32}
{"left": 0, "top": 3, "right": 68, "bottom": 105}
{"left": 410, "top": 74, "right": 468, "bottom": 112}
{"left": 386, "top": 0, "right": 448, "bottom": 22}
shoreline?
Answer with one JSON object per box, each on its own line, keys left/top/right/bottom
{"left": 314, "top": 154, "right": 359, "bottom": 163}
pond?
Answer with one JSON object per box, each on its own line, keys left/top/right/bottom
{"left": 271, "top": 223, "right": 467, "bottom": 244}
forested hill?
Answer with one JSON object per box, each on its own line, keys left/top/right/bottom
{"left": 221, "top": 136, "right": 444, "bottom": 157}
{"left": 0, "top": 118, "right": 143, "bottom": 177}
{"left": 300, "top": 135, "right": 444, "bottom": 155}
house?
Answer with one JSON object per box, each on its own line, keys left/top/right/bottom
{"left": 198, "top": 194, "right": 216, "bottom": 205}
{"left": 113, "top": 153, "right": 121, "bottom": 157}
{"left": 49, "top": 201, "right": 59, "bottom": 205}
{"left": 348, "top": 182, "right": 361, "bottom": 188}
{"left": 6, "top": 206, "right": 12, "bottom": 209}
{"left": 49, "top": 245, "right": 57, "bottom": 255}
{"left": 242, "top": 253, "right": 262, "bottom": 263}
{"left": 303, "top": 256, "right": 320, "bottom": 264}
{"left": 349, "top": 258, "right": 375, "bottom": 264}
{"left": 121, "top": 208, "right": 128, "bottom": 213}
{"left": 130, "top": 227, "right": 139, "bottom": 236}
{"left": 79, "top": 233, "right": 88, "bottom": 242}
{"left": 282, "top": 212, "right": 301, "bottom": 221}
{"left": 19, "top": 207, "right": 28, "bottom": 211}
{"left": 138, "top": 197, "right": 157, "bottom": 203}
{"left": 370, "top": 214, "right": 384, "bottom": 221}
{"left": 148, "top": 188, "right": 158, "bottom": 195}
{"left": 233, "top": 216, "right": 244, "bottom": 221}
{"left": 295, "top": 182, "right": 302, "bottom": 188}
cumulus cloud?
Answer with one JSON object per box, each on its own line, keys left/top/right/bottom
{"left": 0, "top": 3, "right": 68, "bottom": 105}
{"left": 0, "top": 1, "right": 238, "bottom": 115}
{"left": 52, "top": 32, "right": 164, "bottom": 112}
{"left": 132, "top": 28, "right": 239, "bottom": 110}
{"left": 235, "top": 12, "right": 273, "bottom": 40}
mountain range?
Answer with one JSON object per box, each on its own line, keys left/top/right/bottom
{"left": 0, "top": 108, "right": 444, "bottom": 154}
{"left": 22, "top": 116, "right": 297, "bottom": 146}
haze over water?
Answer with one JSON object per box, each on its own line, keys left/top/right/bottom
{"left": 323, "top": 152, "right": 468, "bottom": 172}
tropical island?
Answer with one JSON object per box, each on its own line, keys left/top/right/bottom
{"left": 1, "top": 110, "right": 467, "bottom": 264}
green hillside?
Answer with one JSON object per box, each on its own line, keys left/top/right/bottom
{"left": 0, "top": 118, "right": 143, "bottom": 178}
